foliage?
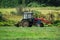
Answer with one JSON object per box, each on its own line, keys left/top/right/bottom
{"left": 53, "top": 20, "right": 60, "bottom": 26}
{"left": 32, "top": 10, "right": 41, "bottom": 18}
{"left": 0, "top": 0, "right": 18, "bottom": 8}
{"left": 0, "top": 12, "right": 6, "bottom": 22}
{"left": 10, "top": 11, "right": 17, "bottom": 15}
{"left": 0, "top": 20, "right": 16, "bottom": 26}
{"left": 27, "top": 2, "right": 40, "bottom": 7}
{"left": 0, "top": 0, "right": 60, "bottom": 8}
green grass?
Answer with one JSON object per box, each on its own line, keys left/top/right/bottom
{"left": 0, "top": 7, "right": 60, "bottom": 40}
{"left": 0, "top": 26, "right": 60, "bottom": 40}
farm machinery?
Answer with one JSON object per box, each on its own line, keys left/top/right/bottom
{"left": 15, "top": 0, "right": 51, "bottom": 27}
{"left": 15, "top": 5, "right": 51, "bottom": 27}
{"left": 15, "top": 11, "right": 51, "bottom": 27}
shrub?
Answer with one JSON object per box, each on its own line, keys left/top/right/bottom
{"left": 27, "top": 2, "right": 47, "bottom": 7}
{"left": 32, "top": 10, "right": 42, "bottom": 18}
{"left": 0, "top": 12, "right": 4, "bottom": 22}
{"left": 54, "top": 20, "right": 60, "bottom": 24}
{"left": 0, "top": 12, "right": 7, "bottom": 22}
{"left": 40, "top": 4, "right": 47, "bottom": 7}
{"left": 53, "top": 20, "right": 60, "bottom": 26}
{"left": 27, "top": 2, "right": 40, "bottom": 7}
{"left": 0, "top": 20, "right": 16, "bottom": 26}
{"left": 10, "top": 11, "right": 17, "bottom": 15}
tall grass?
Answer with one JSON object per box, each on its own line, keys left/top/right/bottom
{"left": 0, "top": 7, "right": 60, "bottom": 26}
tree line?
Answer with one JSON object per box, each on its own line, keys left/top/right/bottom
{"left": 0, "top": 0, "right": 60, "bottom": 8}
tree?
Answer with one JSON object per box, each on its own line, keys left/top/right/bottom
{"left": 0, "top": 0, "right": 18, "bottom": 8}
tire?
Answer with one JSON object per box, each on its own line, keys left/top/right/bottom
{"left": 22, "top": 21, "right": 29, "bottom": 27}
{"left": 29, "top": 24, "right": 32, "bottom": 27}
{"left": 36, "top": 23, "right": 44, "bottom": 27}
{"left": 29, "top": 22, "right": 32, "bottom": 27}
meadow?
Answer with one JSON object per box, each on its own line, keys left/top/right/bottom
{"left": 0, "top": 7, "right": 60, "bottom": 40}
{"left": 0, "top": 26, "right": 60, "bottom": 40}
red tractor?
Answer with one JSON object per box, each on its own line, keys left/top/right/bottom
{"left": 15, "top": 11, "right": 51, "bottom": 27}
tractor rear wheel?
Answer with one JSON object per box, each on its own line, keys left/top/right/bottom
{"left": 22, "top": 21, "right": 29, "bottom": 27}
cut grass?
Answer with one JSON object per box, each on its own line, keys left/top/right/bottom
{"left": 0, "top": 26, "right": 60, "bottom": 40}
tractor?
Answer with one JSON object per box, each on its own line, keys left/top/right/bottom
{"left": 15, "top": 0, "right": 46, "bottom": 27}
{"left": 15, "top": 11, "right": 44, "bottom": 27}
{"left": 15, "top": 0, "right": 52, "bottom": 27}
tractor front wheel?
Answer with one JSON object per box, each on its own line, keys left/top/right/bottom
{"left": 36, "top": 23, "right": 44, "bottom": 27}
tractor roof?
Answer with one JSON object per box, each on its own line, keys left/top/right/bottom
{"left": 24, "top": 12, "right": 33, "bottom": 14}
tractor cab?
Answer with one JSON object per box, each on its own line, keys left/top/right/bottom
{"left": 23, "top": 12, "right": 33, "bottom": 19}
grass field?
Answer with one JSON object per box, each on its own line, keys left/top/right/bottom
{"left": 0, "top": 26, "right": 60, "bottom": 40}
{"left": 0, "top": 7, "right": 60, "bottom": 40}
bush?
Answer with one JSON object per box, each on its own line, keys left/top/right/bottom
{"left": 0, "top": 12, "right": 7, "bottom": 22}
{"left": 32, "top": 10, "right": 45, "bottom": 18}
{"left": 40, "top": 4, "right": 47, "bottom": 7}
{"left": 0, "top": 20, "right": 16, "bottom": 26}
{"left": 33, "top": 10, "right": 40, "bottom": 17}
{"left": 27, "top": 2, "right": 40, "bottom": 7}
{"left": 27, "top": 2, "right": 47, "bottom": 7}
{"left": 53, "top": 20, "right": 60, "bottom": 26}
{"left": 0, "top": 12, "right": 4, "bottom": 22}
{"left": 10, "top": 11, "right": 17, "bottom": 15}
